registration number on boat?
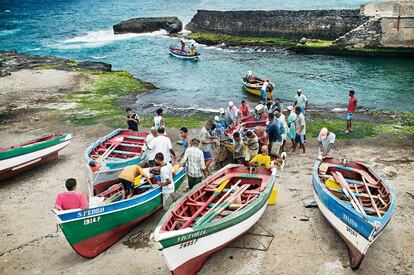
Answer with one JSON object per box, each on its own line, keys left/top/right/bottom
{"left": 83, "top": 216, "right": 101, "bottom": 226}
{"left": 346, "top": 225, "right": 358, "bottom": 237}
{"left": 179, "top": 239, "right": 198, "bottom": 249}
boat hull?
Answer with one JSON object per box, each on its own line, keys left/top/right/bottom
{"left": 55, "top": 168, "right": 186, "bottom": 258}
{"left": 165, "top": 202, "right": 267, "bottom": 275}
{"left": 168, "top": 47, "right": 199, "bottom": 60}
{"left": 0, "top": 136, "right": 71, "bottom": 181}
{"left": 242, "top": 86, "right": 273, "bottom": 100}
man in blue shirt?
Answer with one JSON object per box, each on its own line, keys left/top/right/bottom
{"left": 266, "top": 113, "right": 284, "bottom": 156}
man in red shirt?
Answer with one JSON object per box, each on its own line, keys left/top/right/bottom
{"left": 238, "top": 100, "right": 251, "bottom": 119}
{"left": 55, "top": 178, "right": 88, "bottom": 211}
{"left": 346, "top": 90, "right": 358, "bottom": 133}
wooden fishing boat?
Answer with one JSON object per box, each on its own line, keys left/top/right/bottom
{"left": 0, "top": 133, "right": 71, "bottom": 181}
{"left": 241, "top": 76, "right": 274, "bottom": 100}
{"left": 169, "top": 46, "right": 200, "bottom": 60}
{"left": 85, "top": 129, "right": 148, "bottom": 193}
{"left": 312, "top": 157, "right": 396, "bottom": 269}
{"left": 225, "top": 116, "right": 267, "bottom": 138}
{"left": 154, "top": 164, "right": 276, "bottom": 274}
{"left": 53, "top": 166, "right": 187, "bottom": 258}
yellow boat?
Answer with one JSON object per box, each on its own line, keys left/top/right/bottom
{"left": 241, "top": 76, "right": 274, "bottom": 100}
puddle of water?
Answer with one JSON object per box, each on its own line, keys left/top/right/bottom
{"left": 123, "top": 230, "right": 152, "bottom": 249}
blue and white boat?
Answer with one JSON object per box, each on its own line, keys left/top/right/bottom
{"left": 312, "top": 157, "right": 396, "bottom": 269}
{"left": 85, "top": 129, "right": 148, "bottom": 193}
{"left": 168, "top": 46, "right": 200, "bottom": 60}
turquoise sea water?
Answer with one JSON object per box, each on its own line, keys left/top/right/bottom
{"left": 1, "top": 0, "right": 413, "bottom": 113}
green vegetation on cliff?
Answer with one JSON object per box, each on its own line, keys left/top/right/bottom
{"left": 186, "top": 33, "right": 295, "bottom": 47}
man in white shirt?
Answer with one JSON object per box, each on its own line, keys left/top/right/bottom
{"left": 155, "top": 153, "right": 176, "bottom": 210}
{"left": 225, "top": 101, "right": 238, "bottom": 126}
{"left": 146, "top": 127, "right": 176, "bottom": 163}
{"left": 317, "top": 128, "right": 336, "bottom": 158}
{"left": 292, "top": 106, "right": 306, "bottom": 155}
{"left": 144, "top": 127, "right": 158, "bottom": 162}
{"left": 294, "top": 89, "right": 308, "bottom": 115}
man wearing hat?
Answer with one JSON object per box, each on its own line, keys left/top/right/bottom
{"left": 180, "top": 138, "right": 208, "bottom": 189}
{"left": 219, "top": 108, "right": 228, "bottom": 129}
{"left": 225, "top": 101, "right": 238, "bottom": 126}
{"left": 294, "top": 89, "right": 308, "bottom": 115}
{"left": 317, "top": 127, "right": 336, "bottom": 158}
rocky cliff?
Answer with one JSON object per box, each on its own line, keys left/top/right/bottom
{"left": 113, "top": 17, "right": 182, "bottom": 34}
{"left": 186, "top": 9, "right": 367, "bottom": 40}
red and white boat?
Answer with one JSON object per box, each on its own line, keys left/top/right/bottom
{"left": 154, "top": 164, "right": 276, "bottom": 274}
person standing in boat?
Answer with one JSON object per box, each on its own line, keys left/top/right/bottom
{"left": 317, "top": 127, "right": 336, "bottom": 158}
{"left": 119, "top": 165, "right": 154, "bottom": 199}
{"left": 54, "top": 178, "right": 88, "bottom": 211}
{"left": 126, "top": 107, "right": 140, "bottom": 131}
{"left": 180, "top": 39, "right": 185, "bottom": 52}
{"left": 346, "top": 90, "right": 358, "bottom": 133}
{"left": 154, "top": 153, "right": 176, "bottom": 210}
{"left": 293, "top": 89, "right": 308, "bottom": 115}
{"left": 153, "top": 108, "right": 165, "bottom": 131}
{"left": 180, "top": 138, "right": 208, "bottom": 189}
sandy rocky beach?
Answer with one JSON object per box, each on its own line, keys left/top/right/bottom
{"left": 0, "top": 56, "right": 413, "bottom": 275}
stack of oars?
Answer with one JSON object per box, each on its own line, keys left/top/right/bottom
{"left": 319, "top": 163, "right": 389, "bottom": 217}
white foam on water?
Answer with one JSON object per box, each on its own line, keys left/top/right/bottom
{"left": 331, "top": 107, "right": 347, "bottom": 112}
{"left": 0, "top": 28, "right": 20, "bottom": 36}
{"left": 90, "top": 55, "right": 107, "bottom": 59}
{"left": 50, "top": 29, "right": 168, "bottom": 49}
{"left": 179, "top": 28, "right": 192, "bottom": 35}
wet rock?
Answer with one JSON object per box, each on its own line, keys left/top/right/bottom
{"left": 113, "top": 17, "right": 182, "bottom": 34}
{"left": 299, "top": 37, "right": 308, "bottom": 44}
{"left": 303, "top": 198, "right": 318, "bottom": 208}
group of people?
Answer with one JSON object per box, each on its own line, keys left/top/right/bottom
{"left": 55, "top": 88, "right": 358, "bottom": 211}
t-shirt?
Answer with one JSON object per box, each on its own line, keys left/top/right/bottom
{"left": 153, "top": 116, "right": 163, "bottom": 129}
{"left": 261, "top": 81, "right": 269, "bottom": 91}
{"left": 347, "top": 96, "right": 358, "bottom": 113}
{"left": 55, "top": 191, "right": 88, "bottom": 210}
{"left": 239, "top": 104, "right": 251, "bottom": 117}
{"left": 147, "top": 135, "right": 173, "bottom": 162}
{"left": 127, "top": 113, "right": 139, "bottom": 131}
{"left": 266, "top": 120, "right": 283, "bottom": 142}
{"left": 199, "top": 127, "right": 212, "bottom": 152}
{"left": 233, "top": 140, "right": 245, "bottom": 159}
{"left": 160, "top": 163, "right": 175, "bottom": 194}
{"left": 246, "top": 135, "right": 259, "bottom": 151}
{"left": 295, "top": 94, "right": 308, "bottom": 109}
{"left": 317, "top": 132, "right": 336, "bottom": 152}
{"left": 225, "top": 107, "right": 238, "bottom": 125}
{"left": 250, "top": 154, "right": 271, "bottom": 168}
{"left": 295, "top": 113, "right": 306, "bottom": 135}
{"left": 278, "top": 113, "right": 288, "bottom": 134}
{"left": 144, "top": 134, "right": 156, "bottom": 160}
{"left": 119, "top": 165, "right": 140, "bottom": 183}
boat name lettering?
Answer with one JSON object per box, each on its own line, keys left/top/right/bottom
{"left": 83, "top": 216, "right": 101, "bottom": 226}
{"left": 343, "top": 214, "right": 357, "bottom": 228}
{"left": 177, "top": 230, "right": 206, "bottom": 242}
{"left": 78, "top": 207, "right": 105, "bottom": 217}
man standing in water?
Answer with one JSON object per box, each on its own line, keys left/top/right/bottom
{"left": 346, "top": 90, "right": 358, "bottom": 133}
{"left": 126, "top": 107, "right": 140, "bottom": 131}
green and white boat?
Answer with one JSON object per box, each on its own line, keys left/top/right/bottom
{"left": 154, "top": 164, "right": 276, "bottom": 275}
{"left": 0, "top": 133, "right": 72, "bottom": 181}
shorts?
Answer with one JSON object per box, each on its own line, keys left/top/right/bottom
{"left": 300, "top": 107, "right": 306, "bottom": 116}
{"left": 119, "top": 178, "right": 133, "bottom": 194}
{"left": 295, "top": 134, "right": 305, "bottom": 144}
{"left": 260, "top": 89, "right": 267, "bottom": 100}
{"left": 188, "top": 176, "right": 203, "bottom": 189}
{"left": 269, "top": 141, "right": 281, "bottom": 156}
{"left": 203, "top": 151, "right": 212, "bottom": 160}
{"left": 346, "top": 112, "right": 353, "bottom": 121}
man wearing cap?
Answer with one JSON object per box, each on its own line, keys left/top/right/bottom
{"left": 225, "top": 101, "right": 238, "bottom": 126}
{"left": 294, "top": 89, "right": 308, "bottom": 115}
{"left": 219, "top": 108, "right": 228, "bottom": 129}
{"left": 239, "top": 100, "right": 251, "bottom": 119}
{"left": 180, "top": 138, "right": 208, "bottom": 189}
{"left": 317, "top": 128, "right": 336, "bottom": 158}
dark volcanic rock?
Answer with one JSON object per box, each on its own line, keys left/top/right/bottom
{"left": 0, "top": 50, "right": 112, "bottom": 76}
{"left": 113, "top": 17, "right": 182, "bottom": 34}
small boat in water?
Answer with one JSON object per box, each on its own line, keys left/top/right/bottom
{"left": 312, "top": 157, "right": 396, "bottom": 269}
{"left": 241, "top": 76, "right": 274, "bottom": 99}
{"left": 154, "top": 164, "right": 276, "bottom": 274}
{"left": 0, "top": 133, "right": 71, "bottom": 181}
{"left": 85, "top": 129, "right": 148, "bottom": 193}
{"left": 169, "top": 46, "right": 200, "bottom": 60}
{"left": 53, "top": 166, "right": 187, "bottom": 258}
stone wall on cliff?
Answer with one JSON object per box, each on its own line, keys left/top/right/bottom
{"left": 333, "top": 18, "right": 382, "bottom": 48}
{"left": 186, "top": 9, "right": 367, "bottom": 40}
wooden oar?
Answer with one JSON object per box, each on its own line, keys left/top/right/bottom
{"left": 198, "top": 184, "right": 250, "bottom": 225}
{"left": 100, "top": 137, "right": 124, "bottom": 160}
{"left": 333, "top": 172, "right": 366, "bottom": 215}
{"left": 179, "top": 178, "right": 233, "bottom": 229}
{"left": 195, "top": 181, "right": 241, "bottom": 226}
{"left": 362, "top": 177, "right": 382, "bottom": 217}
